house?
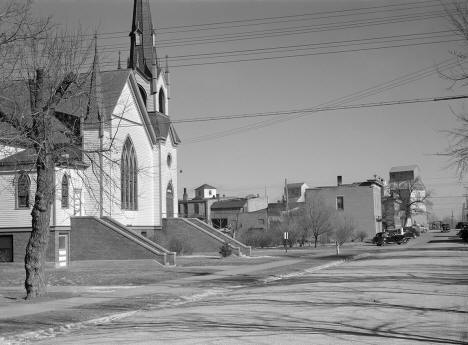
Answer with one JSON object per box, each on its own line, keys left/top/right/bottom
{"left": 389, "top": 165, "right": 428, "bottom": 227}
{"left": 305, "top": 176, "right": 383, "bottom": 239}
{"left": 178, "top": 185, "right": 219, "bottom": 224}
{"left": 0, "top": 0, "right": 181, "bottom": 264}
{"left": 194, "top": 184, "right": 217, "bottom": 199}
{"left": 210, "top": 196, "right": 268, "bottom": 236}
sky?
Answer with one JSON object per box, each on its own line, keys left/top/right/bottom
{"left": 34, "top": 0, "right": 468, "bottom": 219}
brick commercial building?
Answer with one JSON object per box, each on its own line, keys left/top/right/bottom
{"left": 305, "top": 176, "right": 383, "bottom": 239}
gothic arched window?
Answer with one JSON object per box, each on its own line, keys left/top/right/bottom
{"left": 17, "top": 172, "right": 30, "bottom": 208}
{"left": 61, "top": 174, "right": 69, "bottom": 208}
{"left": 158, "top": 87, "right": 165, "bottom": 114}
{"left": 121, "top": 137, "right": 138, "bottom": 210}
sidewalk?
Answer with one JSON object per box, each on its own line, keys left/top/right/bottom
{"left": 0, "top": 241, "right": 393, "bottom": 342}
{"left": 0, "top": 258, "right": 304, "bottom": 320}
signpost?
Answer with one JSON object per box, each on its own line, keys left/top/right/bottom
{"left": 283, "top": 231, "right": 289, "bottom": 253}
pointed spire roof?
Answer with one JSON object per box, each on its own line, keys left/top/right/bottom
{"left": 128, "top": 0, "right": 158, "bottom": 80}
{"left": 84, "top": 34, "right": 105, "bottom": 130}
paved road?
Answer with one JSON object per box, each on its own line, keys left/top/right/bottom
{"left": 29, "top": 231, "right": 468, "bottom": 344}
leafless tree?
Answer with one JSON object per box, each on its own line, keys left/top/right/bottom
{"left": 0, "top": 1, "right": 129, "bottom": 299}
{"left": 332, "top": 214, "right": 356, "bottom": 255}
{"left": 0, "top": 0, "right": 50, "bottom": 82}
{"left": 389, "top": 177, "right": 431, "bottom": 227}
{"left": 440, "top": 1, "right": 468, "bottom": 176}
{"left": 297, "top": 194, "right": 334, "bottom": 248}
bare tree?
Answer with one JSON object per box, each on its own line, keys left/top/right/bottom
{"left": 389, "top": 177, "right": 431, "bottom": 227}
{"left": 298, "top": 194, "right": 334, "bottom": 248}
{"left": 440, "top": 1, "right": 468, "bottom": 176}
{"left": 0, "top": 0, "right": 50, "bottom": 82}
{"left": 332, "top": 214, "right": 356, "bottom": 255}
{"left": 0, "top": 1, "right": 112, "bottom": 299}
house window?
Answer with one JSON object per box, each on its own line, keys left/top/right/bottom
{"left": 158, "top": 88, "right": 165, "bottom": 114}
{"left": 17, "top": 172, "right": 30, "bottom": 208}
{"left": 337, "top": 196, "right": 344, "bottom": 210}
{"left": 121, "top": 137, "right": 138, "bottom": 210}
{"left": 61, "top": 174, "right": 69, "bottom": 208}
{"left": 258, "top": 219, "right": 265, "bottom": 225}
{"left": 194, "top": 203, "right": 200, "bottom": 214}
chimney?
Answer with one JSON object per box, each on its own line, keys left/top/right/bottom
{"left": 183, "top": 188, "right": 188, "bottom": 201}
{"left": 337, "top": 176, "right": 342, "bottom": 186}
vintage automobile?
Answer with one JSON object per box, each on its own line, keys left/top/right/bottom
{"left": 457, "top": 225, "right": 468, "bottom": 242}
{"left": 373, "top": 232, "right": 409, "bottom": 246}
{"left": 404, "top": 226, "right": 421, "bottom": 238}
{"left": 441, "top": 224, "right": 450, "bottom": 233}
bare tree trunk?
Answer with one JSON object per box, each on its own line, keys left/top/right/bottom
{"left": 314, "top": 235, "right": 318, "bottom": 248}
{"left": 24, "top": 69, "right": 54, "bottom": 299}
{"left": 335, "top": 241, "right": 340, "bottom": 255}
{"left": 24, "top": 153, "right": 54, "bottom": 299}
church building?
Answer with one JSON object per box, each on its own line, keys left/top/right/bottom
{"left": 0, "top": 0, "right": 181, "bottom": 264}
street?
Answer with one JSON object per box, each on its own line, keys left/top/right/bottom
{"left": 31, "top": 230, "right": 468, "bottom": 345}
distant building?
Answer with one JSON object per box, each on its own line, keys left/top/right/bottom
{"left": 285, "top": 182, "right": 309, "bottom": 203}
{"left": 389, "top": 165, "right": 427, "bottom": 226}
{"left": 305, "top": 176, "right": 383, "bottom": 238}
{"left": 210, "top": 196, "right": 268, "bottom": 235}
{"left": 194, "top": 184, "right": 217, "bottom": 200}
{"left": 178, "top": 185, "right": 219, "bottom": 223}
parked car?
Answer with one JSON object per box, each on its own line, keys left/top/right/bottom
{"left": 419, "top": 225, "right": 428, "bottom": 233}
{"left": 455, "top": 222, "right": 468, "bottom": 229}
{"left": 404, "top": 226, "right": 420, "bottom": 238}
{"left": 457, "top": 225, "right": 468, "bottom": 242}
{"left": 441, "top": 224, "right": 450, "bottom": 233}
{"left": 373, "top": 232, "right": 409, "bottom": 246}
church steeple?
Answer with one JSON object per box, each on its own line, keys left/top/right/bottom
{"left": 128, "top": 0, "right": 159, "bottom": 80}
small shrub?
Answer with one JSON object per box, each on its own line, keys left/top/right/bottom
{"left": 355, "top": 230, "right": 367, "bottom": 242}
{"left": 219, "top": 242, "right": 232, "bottom": 257}
{"left": 168, "top": 236, "right": 193, "bottom": 255}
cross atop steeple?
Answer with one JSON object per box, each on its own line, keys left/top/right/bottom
{"left": 128, "top": 0, "right": 159, "bottom": 80}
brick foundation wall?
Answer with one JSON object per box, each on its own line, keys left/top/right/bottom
{"left": 0, "top": 229, "right": 55, "bottom": 262}
{"left": 70, "top": 217, "right": 159, "bottom": 260}
{"left": 161, "top": 218, "right": 224, "bottom": 254}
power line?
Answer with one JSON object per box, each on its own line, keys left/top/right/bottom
{"left": 174, "top": 96, "right": 468, "bottom": 124}
{"left": 155, "top": 0, "right": 440, "bottom": 31}
{"left": 182, "top": 57, "right": 460, "bottom": 143}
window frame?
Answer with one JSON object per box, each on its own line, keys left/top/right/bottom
{"left": 158, "top": 87, "right": 166, "bottom": 114}
{"left": 121, "top": 137, "right": 138, "bottom": 210}
{"left": 61, "top": 174, "right": 70, "bottom": 209}
{"left": 16, "top": 172, "right": 31, "bottom": 209}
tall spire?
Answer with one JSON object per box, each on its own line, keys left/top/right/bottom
{"left": 128, "top": 0, "right": 158, "bottom": 80}
{"left": 84, "top": 34, "right": 104, "bottom": 132}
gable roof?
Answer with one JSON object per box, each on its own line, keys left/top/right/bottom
{"left": 148, "top": 111, "right": 181, "bottom": 145}
{"left": 195, "top": 184, "right": 216, "bottom": 190}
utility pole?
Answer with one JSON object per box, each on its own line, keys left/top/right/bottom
{"left": 451, "top": 209, "right": 454, "bottom": 229}
{"left": 284, "top": 178, "right": 289, "bottom": 212}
